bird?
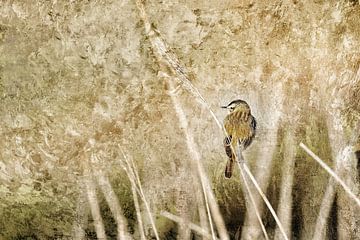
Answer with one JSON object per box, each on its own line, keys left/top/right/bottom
{"left": 221, "top": 99, "right": 257, "bottom": 178}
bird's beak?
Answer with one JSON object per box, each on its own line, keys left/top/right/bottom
{"left": 221, "top": 106, "right": 228, "bottom": 109}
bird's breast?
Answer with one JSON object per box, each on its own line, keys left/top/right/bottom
{"left": 224, "top": 112, "right": 255, "bottom": 141}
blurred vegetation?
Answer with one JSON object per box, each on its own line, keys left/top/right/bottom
{"left": 0, "top": 0, "right": 359, "bottom": 239}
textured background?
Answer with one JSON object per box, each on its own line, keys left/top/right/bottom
{"left": 0, "top": 0, "right": 359, "bottom": 239}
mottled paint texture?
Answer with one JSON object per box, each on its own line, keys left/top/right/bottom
{"left": 0, "top": 0, "right": 359, "bottom": 239}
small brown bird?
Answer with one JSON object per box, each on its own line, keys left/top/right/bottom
{"left": 221, "top": 99, "right": 257, "bottom": 178}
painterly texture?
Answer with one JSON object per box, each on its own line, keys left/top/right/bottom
{"left": 0, "top": 0, "right": 359, "bottom": 239}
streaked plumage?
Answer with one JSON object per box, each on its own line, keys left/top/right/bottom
{"left": 222, "top": 99, "right": 256, "bottom": 178}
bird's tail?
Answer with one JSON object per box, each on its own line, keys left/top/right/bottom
{"left": 224, "top": 136, "right": 234, "bottom": 178}
{"left": 224, "top": 158, "right": 234, "bottom": 178}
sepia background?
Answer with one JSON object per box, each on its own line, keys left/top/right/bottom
{"left": 0, "top": 0, "right": 359, "bottom": 239}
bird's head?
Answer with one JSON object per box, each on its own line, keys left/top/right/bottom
{"left": 221, "top": 99, "right": 250, "bottom": 112}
